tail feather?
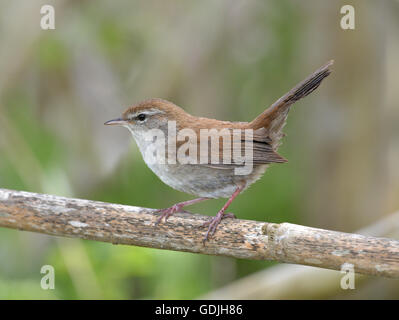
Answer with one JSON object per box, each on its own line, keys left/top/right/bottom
{"left": 250, "top": 60, "right": 333, "bottom": 148}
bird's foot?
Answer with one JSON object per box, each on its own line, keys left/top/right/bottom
{"left": 154, "top": 197, "right": 210, "bottom": 225}
{"left": 154, "top": 204, "right": 186, "bottom": 225}
{"left": 202, "top": 211, "right": 236, "bottom": 243}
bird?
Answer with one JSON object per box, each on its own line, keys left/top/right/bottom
{"left": 105, "top": 60, "right": 333, "bottom": 242}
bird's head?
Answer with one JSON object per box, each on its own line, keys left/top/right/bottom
{"left": 105, "top": 98, "right": 188, "bottom": 135}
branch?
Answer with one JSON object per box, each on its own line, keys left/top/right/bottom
{"left": 0, "top": 188, "right": 398, "bottom": 278}
{"left": 201, "top": 211, "right": 399, "bottom": 299}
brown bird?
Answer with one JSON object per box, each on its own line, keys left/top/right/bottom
{"left": 105, "top": 60, "right": 333, "bottom": 242}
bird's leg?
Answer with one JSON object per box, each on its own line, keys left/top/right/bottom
{"left": 202, "top": 186, "right": 242, "bottom": 242}
{"left": 155, "top": 197, "right": 210, "bottom": 225}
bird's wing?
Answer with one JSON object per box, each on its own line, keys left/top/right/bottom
{"left": 170, "top": 128, "right": 286, "bottom": 169}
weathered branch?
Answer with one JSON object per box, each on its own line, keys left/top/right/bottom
{"left": 201, "top": 211, "right": 399, "bottom": 299}
{"left": 0, "top": 188, "right": 398, "bottom": 278}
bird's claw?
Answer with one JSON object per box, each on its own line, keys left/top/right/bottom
{"left": 154, "top": 205, "right": 179, "bottom": 225}
{"left": 154, "top": 206, "right": 193, "bottom": 225}
{"left": 202, "top": 212, "right": 236, "bottom": 243}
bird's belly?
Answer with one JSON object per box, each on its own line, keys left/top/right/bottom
{"left": 146, "top": 162, "right": 268, "bottom": 199}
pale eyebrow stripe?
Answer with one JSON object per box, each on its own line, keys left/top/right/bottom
{"left": 129, "top": 108, "right": 165, "bottom": 119}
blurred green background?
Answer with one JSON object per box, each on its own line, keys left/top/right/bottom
{"left": 0, "top": 0, "right": 398, "bottom": 299}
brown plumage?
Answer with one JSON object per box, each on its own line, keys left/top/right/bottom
{"left": 250, "top": 60, "right": 333, "bottom": 148}
{"left": 106, "top": 60, "right": 334, "bottom": 241}
{"left": 121, "top": 60, "right": 333, "bottom": 167}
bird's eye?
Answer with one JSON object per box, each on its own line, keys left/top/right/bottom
{"left": 136, "top": 114, "right": 146, "bottom": 122}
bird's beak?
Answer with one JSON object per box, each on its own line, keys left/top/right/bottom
{"left": 104, "top": 118, "right": 126, "bottom": 126}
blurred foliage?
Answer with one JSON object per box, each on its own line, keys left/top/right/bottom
{"left": 0, "top": 0, "right": 398, "bottom": 299}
